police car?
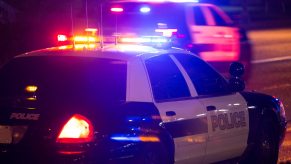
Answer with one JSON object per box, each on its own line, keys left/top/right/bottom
{"left": 102, "top": 0, "right": 253, "bottom": 78}
{"left": 0, "top": 40, "right": 286, "bottom": 164}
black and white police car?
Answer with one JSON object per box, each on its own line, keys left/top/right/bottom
{"left": 0, "top": 42, "right": 286, "bottom": 164}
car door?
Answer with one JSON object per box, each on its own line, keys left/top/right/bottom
{"left": 144, "top": 54, "right": 207, "bottom": 163}
{"left": 185, "top": 4, "right": 212, "bottom": 56}
{"left": 185, "top": 4, "right": 240, "bottom": 62}
{"left": 205, "top": 5, "right": 240, "bottom": 62}
{"left": 173, "top": 53, "right": 249, "bottom": 163}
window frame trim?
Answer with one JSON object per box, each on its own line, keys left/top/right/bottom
{"left": 169, "top": 54, "right": 198, "bottom": 97}
{"left": 144, "top": 53, "right": 192, "bottom": 102}
{"left": 173, "top": 53, "right": 233, "bottom": 97}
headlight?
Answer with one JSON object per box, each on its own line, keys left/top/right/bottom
{"left": 279, "top": 100, "right": 286, "bottom": 121}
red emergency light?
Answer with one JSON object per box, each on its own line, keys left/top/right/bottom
{"left": 58, "top": 35, "right": 68, "bottom": 42}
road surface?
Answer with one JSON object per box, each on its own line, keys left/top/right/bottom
{"left": 247, "top": 27, "right": 291, "bottom": 163}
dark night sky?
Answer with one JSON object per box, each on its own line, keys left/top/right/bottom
{"left": 1, "top": 0, "right": 290, "bottom": 65}
{"left": 1, "top": 0, "right": 99, "bottom": 64}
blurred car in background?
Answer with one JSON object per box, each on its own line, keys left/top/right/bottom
{"left": 102, "top": 0, "right": 253, "bottom": 79}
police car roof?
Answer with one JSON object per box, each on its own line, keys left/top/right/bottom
{"left": 107, "top": 0, "right": 212, "bottom": 6}
{"left": 16, "top": 44, "right": 190, "bottom": 61}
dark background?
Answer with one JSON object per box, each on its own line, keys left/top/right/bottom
{"left": 1, "top": 0, "right": 291, "bottom": 66}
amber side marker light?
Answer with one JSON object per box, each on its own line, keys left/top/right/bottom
{"left": 56, "top": 114, "right": 94, "bottom": 144}
{"left": 25, "top": 85, "right": 38, "bottom": 93}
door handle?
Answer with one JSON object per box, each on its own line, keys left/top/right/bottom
{"left": 206, "top": 106, "right": 216, "bottom": 111}
{"left": 166, "top": 111, "right": 176, "bottom": 117}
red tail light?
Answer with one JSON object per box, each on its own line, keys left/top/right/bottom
{"left": 56, "top": 114, "right": 94, "bottom": 143}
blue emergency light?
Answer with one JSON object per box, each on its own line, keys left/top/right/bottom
{"left": 140, "top": 7, "right": 151, "bottom": 13}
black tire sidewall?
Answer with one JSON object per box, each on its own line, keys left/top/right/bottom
{"left": 254, "top": 120, "right": 279, "bottom": 164}
{"left": 134, "top": 142, "right": 170, "bottom": 164}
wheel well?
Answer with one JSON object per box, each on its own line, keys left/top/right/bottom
{"left": 258, "top": 109, "right": 280, "bottom": 141}
{"left": 240, "top": 108, "right": 280, "bottom": 163}
{"left": 158, "top": 127, "right": 175, "bottom": 164}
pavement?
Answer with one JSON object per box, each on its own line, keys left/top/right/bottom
{"left": 246, "top": 18, "right": 291, "bottom": 30}
{"left": 279, "top": 122, "right": 291, "bottom": 164}
{"left": 220, "top": 5, "right": 291, "bottom": 30}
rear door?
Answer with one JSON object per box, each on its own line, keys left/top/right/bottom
{"left": 144, "top": 54, "right": 207, "bottom": 163}
{"left": 186, "top": 4, "right": 240, "bottom": 62}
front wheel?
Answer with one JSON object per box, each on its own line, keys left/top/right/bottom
{"left": 253, "top": 119, "right": 279, "bottom": 164}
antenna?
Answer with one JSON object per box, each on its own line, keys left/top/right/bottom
{"left": 115, "top": 15, "right": 118, "bottom": 45}
{"left": 70, "top": 3, "right": 75, "bottom": 46}
{"left": 100, "top": 3, "right": 104, "bottom": 48}
{"left": 85, "top": 0, "right": 89, "bottom": 28}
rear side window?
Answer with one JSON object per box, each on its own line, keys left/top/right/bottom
{"left": 174, "top": 54, "right": 229, "bottom": 96}
{"left": 193, "top": 6, "right": 207, "bottom": 26}
{"left": 145, "top": 55, "right": 190, "bottom": 101}
{"left": 209, "top": 7, "right": 228, "bottom": 26}
{"left": 0, "top": 56, "right": 127, "bottom": 103}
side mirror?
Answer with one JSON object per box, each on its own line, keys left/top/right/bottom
{"left": 229, "top": 77, "right": 245, "bottom": 92}
{"left": 229, "top": 62, "right": 244, "bottom": 77}
{"left": 229, "top": 62, "right": 245, "bottom": 92}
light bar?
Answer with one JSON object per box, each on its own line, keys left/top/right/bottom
{"left": 155, "top": 28, "right": 178, "bottom": 37}
{"left": 136, "top": 0, "right": 199, "bottom": 3}
{"left": 74, "top": 44, "right": 97, "bottom": 50}
{"left": 111, "top": 7, "right": 124, "bottom": 12}
{"left": 85, "top": 28, "right": 98, "bottom": 32}
{"left": 140, "top": 7, "right": 151, "bottom": 13}
{"left": 120, "top": 37, "right": 168, "bottom": 43}
{"left": 73, "top": 36, "right": 97, "bottom": 42}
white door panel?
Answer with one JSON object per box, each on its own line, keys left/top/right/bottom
{"left": 174, "top": 134, "right": 207, "bottom": 164}
{"left": 199, "top": 93, "right": 249, "bottom": 163}
{"left": 155, "top": 100, "right": 207, "bottom": 163}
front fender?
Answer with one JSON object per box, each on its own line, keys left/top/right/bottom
{"left": 240, "top": 91, "right": 287, "bottom": 145}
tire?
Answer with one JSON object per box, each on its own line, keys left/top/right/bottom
{"left": 253, "top": 119, "right": 279, "bottom": 164}
{"left": 131, "top": 142, "right": 171, "bottom": 164}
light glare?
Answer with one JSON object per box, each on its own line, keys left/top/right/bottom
{"left": 25, "top": 85, "right": 38, "bottom": 92}
{"left": 136, "top": 0, "right": 198, "bottom": 3}
{"left": 111, "top": 7, "right": 123, "bottom": 12}
{"left": 58, "top": 117, "right": 90, "bottom": 139}
{"left": 74, "top": 36, "right": 97, "bottom": 42}
{"left": 58, "top": 35, "right": 68, "bottom": 42}
{"left": 140, "top": 7, "right": 151, "bottom": 13}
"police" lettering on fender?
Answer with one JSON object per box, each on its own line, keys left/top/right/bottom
{"left": 10, "top": 113, "right": 40, "bottom": 121}
{"left": 211, "top": 111, "right": 246, "bottom": 131}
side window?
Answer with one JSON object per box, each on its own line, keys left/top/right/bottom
{"left": 208, "top": 7, "right": 228, "bottom": 26}
{"left": 193, "top": 6, "right": 207, "bottom": 26}
{"left": 174, "top": 54, "right": 229, "bottom": 96}
{"left": 145, "top": 55, "right": 190, "bottom": 101}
